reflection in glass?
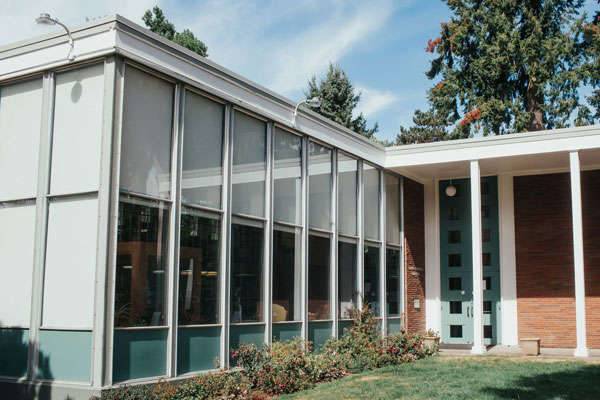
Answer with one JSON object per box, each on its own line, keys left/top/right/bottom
{"left": 178, "top": 207, "right": 220, "bottom": 325}
{"left": 338, "top": 241, "right": 357, "bottom": 319}
{"left": 364, "top": 245, "right": 380, "bottom": 315}
{"left": 115, "top": 195, "right": 169, "bottom": 327}
{"left": 232, "top": 112, "right": 266, "bottom": 217}
{"left": 364, "top": 165, "right": 380, "bottom": 240}
{"left": 386, "top": 248, "right": 402, "bottom": 316}
{"left": 120, "top": 66, "right": 174, "bottom": 198}
{"left": 308, "top": 142, "right": 332, "bottom": 230}
{"left": 308, "top": 234, "right": 330, "bottom": 320}
{"left": 338, "top": 153, "right": 357, "bottom": 235}
{"left": 385, "top": 174, "right": 401, "bottom": 244}
{"left": 273, "top": 128, "right": 302, "bottom": 224}
{"left": 181, "top": 91, "right": 224, "bottom": 209}
{"left": 231, "top": 222, "right": 264, "bottom": 322}
{"left": 272, "top": 226, "right": 302, "bottom": 322}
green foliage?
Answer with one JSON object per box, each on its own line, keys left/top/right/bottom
{"left": 305, "top": 63, "right": 379, "bottom": 139}
{"left": 142, "top": 6, "right": 208, "bottom": 58}
{"left": 398, "top": 0, "right": 592, "bottom": 144}
{"left": 579, "top": 2, "right": 600, "bottom": 123}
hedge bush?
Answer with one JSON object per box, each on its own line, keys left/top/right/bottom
{"left": 97, "top": 305, "right": 436, "bottom": 400}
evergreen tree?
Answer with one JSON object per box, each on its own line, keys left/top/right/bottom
{"left": 305, "top": 63, "right": 378, "bottom": 139}
{"left": 397, "top": 0, "right": 590, "bottom": 144}
{"left": 143, "top": 6, "right": 208, "bottom": 57}
{"left": 579, "top": 1, "right": 600, "bottom": 124}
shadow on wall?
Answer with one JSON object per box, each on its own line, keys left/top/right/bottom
{"left": 483, "top": 363, "right": 600, "bottom": 399}
{"left": 0, "top": 324, "right": 53, "bottom": 399}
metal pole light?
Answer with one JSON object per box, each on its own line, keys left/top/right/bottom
{"left": 35, "top": 13, "right": 75, "bottom": 61}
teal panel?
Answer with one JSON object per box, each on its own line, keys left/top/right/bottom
{"left": 38, "top": 330, "right": 91, "bottom": 382}
{"left": 0, "top": 328, "right": 28, "bottom": 377}
{"left": 229, "top": 324, "right": 265, "bottom": 353}
{"left": 113, "top": 329, "right": 167, "bottom": 382}
{"left": 177, "top": 326, "right": 221, "bottom": 374}
{"left": 308, "top": 321, "right": 332, "bottom": 351}
{"left": 387, "top": 318, "right": 403, "bottom": 335}
{"left": 339, "top": 320, "right": 353, "bottom": 337}
{"left": 272, "top": 323, "right": 302, "bottom": 343}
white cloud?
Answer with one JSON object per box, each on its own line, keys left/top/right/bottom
{"left": 355, "top": 86, "right": 400, "bottom": 117}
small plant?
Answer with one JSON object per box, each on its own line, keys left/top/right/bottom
{"left": 425, "top": 329, "right": 440, "bottom": 338}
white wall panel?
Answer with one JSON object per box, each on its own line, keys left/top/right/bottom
{"left": 50, "top": 64, "right": 104, "bottom": 195}
{"left": 42, "top": 197, "right": 98, "bottom": 328}
{"left": 0, "top": 79, "right": 43, "bottom": 201}
{"left": 0, "top": 204, "right": 36, "bottom": 327}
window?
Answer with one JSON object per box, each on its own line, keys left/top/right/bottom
{"left": 449, "top": 301, "right": 461, "bottom": 314}
{"left": 482, "top": 229, "right": 491, "bottom": 242}
{"left": 449, "top": 254, "right": 462, "bottom": 267}
{"left": 484, "top": 325, "right": 492, "bottom": 339}
{"left": 364, "top": 165, "right": 380, "bottom": 240}
{"left": 120, "top": 66, "right": 174, "bottom": 199}
{"left": 385, "top": 174, "right": 401, "bottom": 244}
{"left": 450, "top": 325, "right": 462, "bottom": 338}
{"left": 114, "top": 195, "right": 170, "bottom": 327}
{"left": 273, "top": 128, "right": 302, "bottom": 224}
{"left": 181, "top": 91, "right": 224, "bottom": 209}
{"left": 481, "top": 205, "right": 490, "bottom": 218}
{"left": 483, "top": 253, "right": 491, "bottom": 266}
{"left": 308, "top": 142, "right": 332, "bottom": 230}
{"left": 449, "top": 207, "right": 459, "bottom": 221}
{"left": 308, "top": 234, "right": 330, "bottom": 320}
{"left": 338, "top": 241, "right": 357, "bottom": 319}
{"left": 481, "top": 181, "right": 489, "bottom": 195}
{"left": 386, "top": 248, "right": 402, "bottom": 316}
{"left": 230, "top": 221, "right": 264, "bottom": 322}
{"left": 337, "top": 153, "right": 357, "bottom": 235}
{"left": 483, "top": 301, "right": 492, "bottom": 314}
{"left": 484, "top": 276, "right": 491, "bottom": 290}
{"left": 232, "top": 111, "right": 266, "bottom": 217}
{"left": 273, "top": 226, "right": 302, "bottom": 322}
{"left": 364, "top": 245, "right": 380, "bottom": 315}
{"left": 178, "top": 207, "right": 220, "bottom": 325}
{"left": 448, "top": 230, "right": 461, "bottom": 244}
{"left": 449, "top": 277, "right": 462, "bottom": 291}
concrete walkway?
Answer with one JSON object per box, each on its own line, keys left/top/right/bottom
{"left": 439, "top": 345, "right": 600, "bottom": 361}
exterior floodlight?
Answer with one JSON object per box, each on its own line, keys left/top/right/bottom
{"left": 35, "top": 13, "right": 75, "bottom": 61}
{"left": 293, "top": 97, "right": 321, "bottom": 126}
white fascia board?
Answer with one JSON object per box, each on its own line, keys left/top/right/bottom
{"left": 385, "top": 126, "right": 600, "bottom": 168}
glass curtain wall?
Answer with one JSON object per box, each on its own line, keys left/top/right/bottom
{"left": 307, "top": 141, "right": 333, "bottom": 349}
{"left": 272, "top": 128, "right": 303, "bottom": 341}
{"left": 363, "top": 165, "right": 381, "bottom": 316}
{"left": 114, "top": 65, "right": 174, "bottom": 382}
{"left": 177, "top": 90, "right": 224, "bottom": 374}
{"left": 229, "top": 110, "right": 267, "bottom": 352}
{"left": 385, "top": 174, "right": 403, "bottom": 334}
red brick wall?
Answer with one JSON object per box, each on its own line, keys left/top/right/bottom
{"left": 403, "top": 178, "right": 425, "bottom": 334}
{"left": 583, "top": 170, "right": 600, "bottom": 349}
{"left": 514, "top": 173, "right": 577, "bottom": 348}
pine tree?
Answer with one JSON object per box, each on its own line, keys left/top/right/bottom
{"left": 305, "top": 63, "right": 378, "bottom": 139}
{"left": 397, "top": 0, "right": 590, "bottom": 144}
{"left": 142, "top": 6, "right": 208, "bottom": 58}
{"left": 579, "top": 1, "right": 600, "bottom": 124}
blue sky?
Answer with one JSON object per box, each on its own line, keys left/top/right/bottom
{"left": 2, "top": 0, "right": 598, "bottom": 141}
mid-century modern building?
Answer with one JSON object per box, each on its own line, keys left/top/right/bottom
{"left": 0, "top": 14, "right": 599, "bottom": 400}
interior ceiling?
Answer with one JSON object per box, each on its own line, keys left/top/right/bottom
{"left": 390, "top": 148, "right": 600, "bottom": 182}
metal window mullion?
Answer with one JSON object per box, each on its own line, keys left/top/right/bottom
{"left": 28, "top": 71, "right": 55, "bottom": 382}
{"left": 265, "top": 122, "right": 274, "bottom": 344}
{"left": 220, "top": 105, "right": 233, "bottom": 369}
{"left": 331, "top": 150, "right": 339, "bottom": 338}
{"left": 301, "top": 136, "right": 309, "bottom": 341}
{"left": 400, "top": 177, "right": 406, "bottom": 327}
{"left": 357, "top": 160, "right": 364, "bottom": 312}
{"left": 379, "top": 171, "right": 387, "bottom": 337}
{"left": 91, "top": 56, "right": 117, "bottom": 389}
{"left": 167, "top": 83, "right": 184, "bottom": 377}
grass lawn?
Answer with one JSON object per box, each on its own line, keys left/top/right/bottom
{"left": 279, "top": 356, "right": 600, "bottom": 400}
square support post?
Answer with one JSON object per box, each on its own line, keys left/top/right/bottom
{"left": 470, "top": 160, "right": 485, "bottom": 354}
{"left": 570, "top": 151, "right": 589, "bottom": 357}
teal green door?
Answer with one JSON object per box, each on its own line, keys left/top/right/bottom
{"left": 440, "top": 177, "right": 501, "bottom": 346}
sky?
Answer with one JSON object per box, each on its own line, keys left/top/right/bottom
{"left": 1, "top": 0, "right": 598, "bottom": 142}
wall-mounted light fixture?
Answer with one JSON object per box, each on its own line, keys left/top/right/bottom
{"left": 445, "top": 180, "right": 457, "bottom": 197}
{"left": 293, "top": 97, "right": 321, "bottom": 126}
{"left": 35, "top": 13, "right": 75, "bottom": 61}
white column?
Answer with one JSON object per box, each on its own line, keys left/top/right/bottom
{"left": 498, "top": 174, "right": 518, "bottom": 346}
{"left": 424, "top": 180, "right": 441, "bottom": 333}
{"left": 570, "top": 151, "right": 589, "bottom": 357}
{"left": 470, "top": 160, "right": 485, "bottom": 354}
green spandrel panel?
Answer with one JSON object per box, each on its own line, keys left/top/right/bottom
{"left": 113, "top": 329, "right": 167, "bottom": 382}
{"left": 230, "top": 324, "right": 264, "bottom": 353}
{"left": 387, "top": 318, "right": 403, "bottom": 335}
{"left": 177, "top": 326, "right": 221, "bottom": 374}
{"left": 0, "top": 328, "right": 29, "bottom": 377}
{"left": 38, "top": 330, "right": 91, "bottom": 382}
{"left": 308, "top": 321, "right": 332, "bottom": 352}
{"left": 272, "top": 323, "right": 302, "bottom": 343}
{"left": 339, "top": 320, "right": 353, "bottom": 337}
